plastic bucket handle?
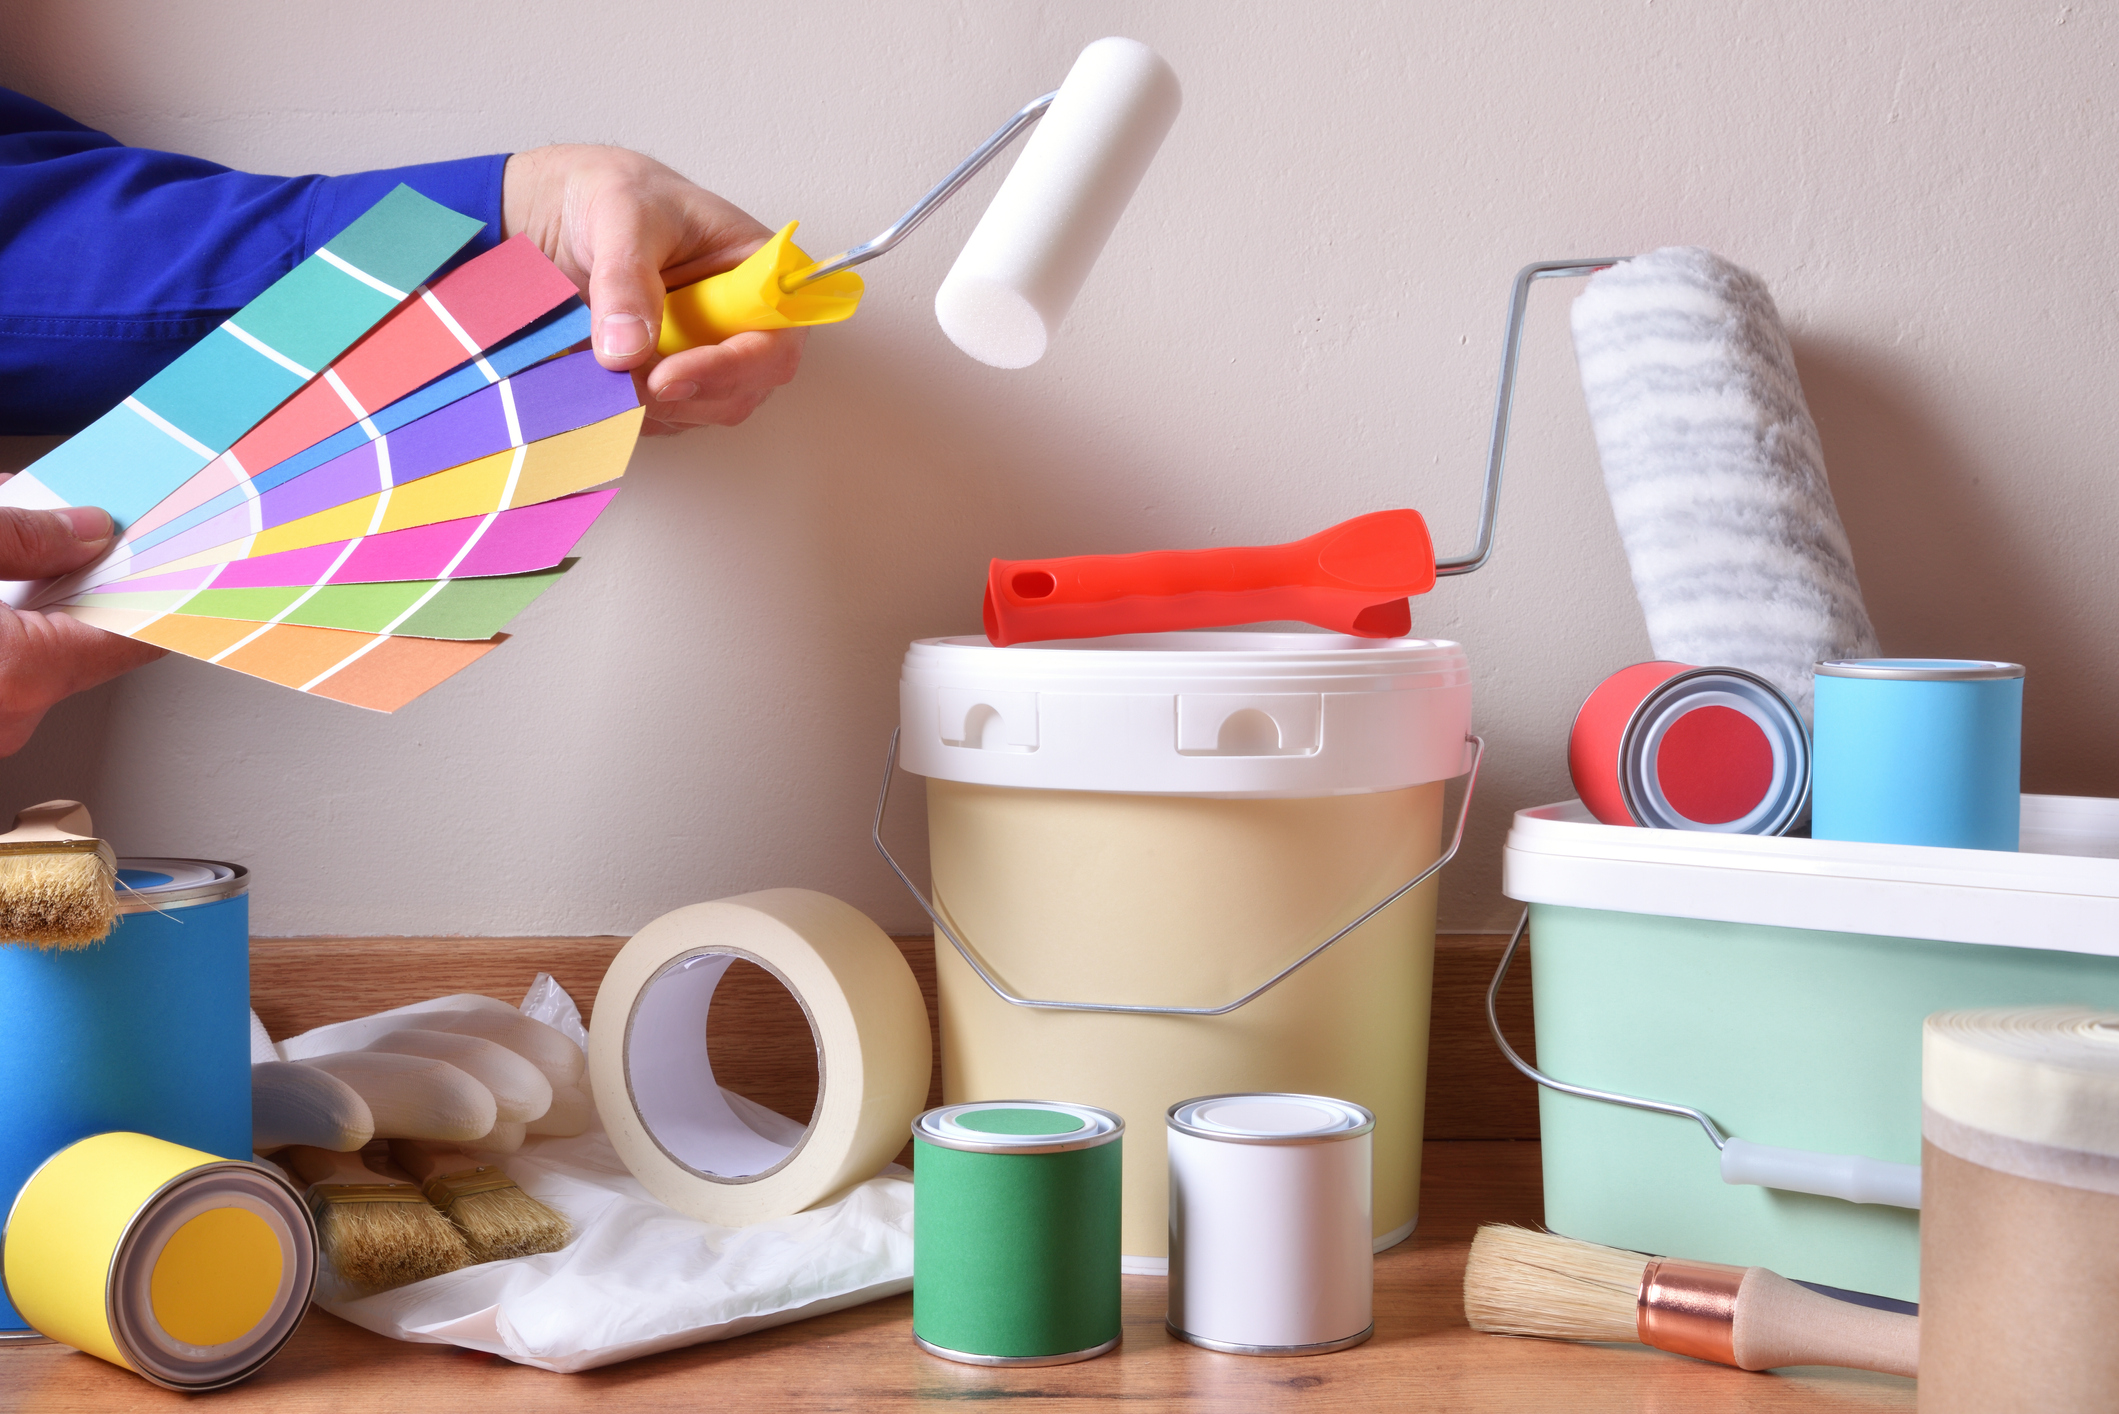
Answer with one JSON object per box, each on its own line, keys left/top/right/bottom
{"left": 1484, "top": 911, "right": 1921, "bottom": 1209}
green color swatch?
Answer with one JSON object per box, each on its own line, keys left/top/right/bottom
{"left": 87, "top": 564, "right": 568, "bottom": 641}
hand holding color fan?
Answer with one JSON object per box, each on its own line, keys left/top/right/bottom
{"left": 0, "top": 187, "right": 643, "bottom": 711}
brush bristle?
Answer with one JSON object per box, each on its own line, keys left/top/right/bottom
{"left": 436, "top": 1181, "right": 572, "bottom": 1263}
{"left": 1463, "top": 1224, "right": 1648, "bottom": 1344}
{"left": 0, "top": 851, "right": 115, "bottom": 949}
{"left": 315, "top": 1194, "right": 474, "bottom": 1292}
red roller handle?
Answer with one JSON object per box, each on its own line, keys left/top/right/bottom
{"left": 982, "top": 509, "right": 1438, "bottom": 646}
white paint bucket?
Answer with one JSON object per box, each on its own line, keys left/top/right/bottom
{"left": 890, "top": 631, "right": 1473, "bottom": 1268}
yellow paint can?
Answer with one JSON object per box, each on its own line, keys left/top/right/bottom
{"left": 1, "top": 1132, "right": 316, "bottom": 1389}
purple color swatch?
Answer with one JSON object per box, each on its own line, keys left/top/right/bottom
{"left": 93, "top": 352, "right": 635, "bottom": 584}
{"left": 83, "top": 490, "right": 620, "bottom": 592}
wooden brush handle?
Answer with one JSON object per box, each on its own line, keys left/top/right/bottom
{"left": 1731, "top": 1268, "right": 1919, "bottom": 1378}
{"left": 279, "top": 1145, "right": 388, "bottom": 1188}
{"left": 388, "top": 1140, "right": 482, "bottom": 1183}
{"left": 2, "top": 801, "right": 93, "bottom": 842}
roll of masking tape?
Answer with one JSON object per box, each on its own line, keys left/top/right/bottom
{"left": 1, "top": 1132, "right": 315, "bottom": 1389}
{"left": 588, "top": 889, "right": 932, "bottom": 1226}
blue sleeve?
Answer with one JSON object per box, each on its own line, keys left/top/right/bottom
{"left": 0, "top": 88, "right": 508, "bottom": 436}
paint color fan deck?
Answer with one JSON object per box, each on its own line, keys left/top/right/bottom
{"left": 0, "top": 188, "right": 639, "bottom": 711}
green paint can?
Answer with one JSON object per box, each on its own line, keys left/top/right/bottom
{"left": 912, "top": 1100, "right": 1124, "bottom": 1366}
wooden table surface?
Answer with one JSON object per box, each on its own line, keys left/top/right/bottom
{"left": 0, "top": 1141, "right": 1912, "bottom": 1413}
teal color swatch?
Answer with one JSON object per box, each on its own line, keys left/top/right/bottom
{"left": 21, "top": 185, "right": 483, "bottom": 528}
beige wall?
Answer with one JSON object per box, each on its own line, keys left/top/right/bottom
{"left": 2, "top": 1, "right": 2113, "bottom": 936}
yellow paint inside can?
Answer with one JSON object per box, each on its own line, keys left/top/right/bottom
{"left": 148, "top": 1207, "right": 283, "bottom": 1348}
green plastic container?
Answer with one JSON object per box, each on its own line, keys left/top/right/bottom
{"left": 911, "top": 1101, "right": 1123, "bottom": 1365}
{"left": 1505, "top": 794, "right": 2119, "bottom": 1302}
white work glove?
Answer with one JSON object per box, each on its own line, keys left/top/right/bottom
{"left": 251, "top": 993, "right": 593, "bottom": 1152}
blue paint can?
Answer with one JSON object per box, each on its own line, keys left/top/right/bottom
{"left": 1812, "top": 660, "right": 2024, "bottom": 851}
{"left": 0, "top": 860, "right": 249, "bottom": 1337}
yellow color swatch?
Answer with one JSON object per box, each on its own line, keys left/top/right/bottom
{"left": 227, "top": 408, "right": 642, "bottom": 564}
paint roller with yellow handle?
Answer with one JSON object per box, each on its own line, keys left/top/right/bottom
{"left": 658, "top": 36, "right": 1181, "bottom": 366}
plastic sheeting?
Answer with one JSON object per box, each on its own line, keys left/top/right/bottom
{"left": 290, "top": 974, "right": 912, "bottom": 1372}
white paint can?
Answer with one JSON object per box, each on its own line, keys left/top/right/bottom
{"left": 1165, "top": 1092, "right": 1374, "bottom": 1355}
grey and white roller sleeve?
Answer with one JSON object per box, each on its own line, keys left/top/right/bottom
{"left": 935, "top": 37, "right": 1181, "bottom": 368}
{"left": 1570, "top": 248, "right": 1880, "bottom": 716}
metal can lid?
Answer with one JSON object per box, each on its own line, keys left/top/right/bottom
{"left": 913, "top": 1101, "right": 1124, "bottom": 1154}
{"left": 1622, "top": 668, "right": 1810, "bottom": 836}
{"left": 1815, "top": 658, "right": 2025, "bottom": 682}
{"left": 1166, "top": 1092, "right": 1375, "bottom": 1145}
{"left": 115, "top": 859, "right": 248, "bottom": 914}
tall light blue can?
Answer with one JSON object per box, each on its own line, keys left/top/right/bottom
{"left": 1812, "top": 660, "right": 2024, "bottom": 851}
{"left": 0, "top": 859, "right": 249, "bottom": 1337}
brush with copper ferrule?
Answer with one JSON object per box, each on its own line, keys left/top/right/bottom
{"left": 1463, "top": 1224, "right": 1918, "bottom": 1378}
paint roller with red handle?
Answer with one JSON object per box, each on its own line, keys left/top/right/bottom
{"left": 977, "top": 259, "right": 1632, "bottom": 646}
{"left": 982, "top": 509, "right": 1436, "bottom": 646}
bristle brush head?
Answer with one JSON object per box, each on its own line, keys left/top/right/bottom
{"left": 1463, "top": 1224, "right": 1648, "bottom": 1344}
{"left": 426, "top": 1171, "right": 571, "bottom": 1263}
{"left": 313, "top": 1193, "right": 473, "bottom": 1292}
{"left": 0, "top": 848, "right": 116, "bottom": 949}
{"left": 934, "top": 36, "right": 1181, "bottom": 368}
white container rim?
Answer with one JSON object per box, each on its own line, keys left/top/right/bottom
{"left": 899, "top": 631, "right": 1472, "bottom": 798}
{"left": 1815, "top": 658, "right": 2024, "bottom": 681}
{"left": 1167, "top": 1093, "right": 1375, "bottom": 1145}
{"left": 914, "top": 1101, "right": 1124, "bottom": 1154}
{"left": 1503, "top": 794, "right": 2119, "bottom": 959}
{"left": 115, "top": 858, "right": 247, "bottom": 913}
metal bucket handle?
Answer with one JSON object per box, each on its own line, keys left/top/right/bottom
{"left": 872, "top": 730, "right": 1483, "bottom": 1017}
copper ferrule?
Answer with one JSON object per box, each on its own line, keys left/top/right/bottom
{"left": 1637, "top": 1257, "right": 1745, "bottom": 1366}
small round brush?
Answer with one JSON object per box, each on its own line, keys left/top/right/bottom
{"left": 390, "top": 1139, "right": 572, "bottom": 1263}
{"left": 1463, "top": 1225, "right": 1917, "bottom": 1378}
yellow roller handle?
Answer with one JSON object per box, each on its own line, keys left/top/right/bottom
{"left": 658, "top": 221, "right": 865, "bottom": 355}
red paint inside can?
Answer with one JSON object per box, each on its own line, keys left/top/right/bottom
{"left": 1655, "top": 705, "right": 1774, "bottom": 824}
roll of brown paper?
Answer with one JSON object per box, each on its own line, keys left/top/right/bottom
{"left": 1920, "top": 1007, "right": 2119, "bottom": 1413}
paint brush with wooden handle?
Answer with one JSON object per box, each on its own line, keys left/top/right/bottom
{"left": 0, "top": 800, "right": 117, "bottom": 949}
{"left": 1463, "top": 1224, "right": 1918, "bottom": 1378}
{"left": 277, "top": 1145, "right": 473, "bottom": 1293}
{"left": 390, "top": 1140, "right": 571, "bottom": 1263}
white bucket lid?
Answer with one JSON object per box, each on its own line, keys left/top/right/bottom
{"left": 1503, "top": 794, "right": 2119, "bottom": 958}
{"left": 899, "top": 631, "right": 1471, "bottom": 797}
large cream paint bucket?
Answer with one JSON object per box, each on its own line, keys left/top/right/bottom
{"left": 892, "top": 632, "right": 1475, "bottom": 1268}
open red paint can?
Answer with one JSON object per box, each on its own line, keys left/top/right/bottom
{"left": 1569, "top": 662, "right": 1810, "bottom": 835}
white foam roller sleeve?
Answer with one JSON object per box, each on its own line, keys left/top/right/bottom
{"left": 935, "top": 36, "right": 1181, "bottom": 368}
{"left": 361, "top": 1027, "right": 554, "bottom": 1124}
{"left": 1570, "top": 248, "right": 1880, "bottom": 717}
{"left": 1719, "top": 1137, "right": 1922, "bottom": 1209}
{"left": 251, "top": 1059, "right": 375, "bottom": 1151}
{"left": 297, "top": 1050, "right": 498, "bottom": 1142}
